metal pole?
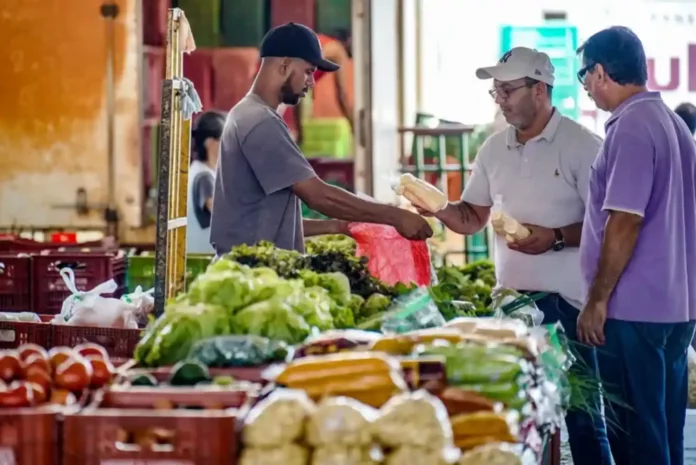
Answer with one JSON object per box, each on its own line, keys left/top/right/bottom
{"left": 101, "top": 3, "right": 120, "bottom": 239}
{"left": 153, "top": 9, "right": 191, "bottom": 316}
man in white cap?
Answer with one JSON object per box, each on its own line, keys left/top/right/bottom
{"left": 416, "top": 47, "right": 611, "bottom": 464}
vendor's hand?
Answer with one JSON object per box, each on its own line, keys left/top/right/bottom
{"left": 395, "top": 210, "right": 433, "bottom": 240}
{"left": 577, "top": 299, "right": 607, "bottom": 346}
{"left": 507, "top": 224, "right": 555, "bottom": 255}
{"left": 335, "top": 220, "right": 351, "bottom": 236}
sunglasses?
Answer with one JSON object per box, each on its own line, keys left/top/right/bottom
{"left": 577, "top": 63, "right": 596, "bottom": 85}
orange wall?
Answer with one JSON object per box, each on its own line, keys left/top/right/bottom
{"left": 0, "top": 0, "right": 142, "bottom": 231}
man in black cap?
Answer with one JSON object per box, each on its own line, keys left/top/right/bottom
{"left": 210, "top": 22, "right": 433, "bottom": 254}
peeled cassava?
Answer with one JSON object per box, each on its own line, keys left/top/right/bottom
{"left": 394, "top": 174, "right": 447, "bottom": 213}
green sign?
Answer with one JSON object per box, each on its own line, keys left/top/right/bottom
{"left": 500, "top": 25, "right": 579, "bottom": 121}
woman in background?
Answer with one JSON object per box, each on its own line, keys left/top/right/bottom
{"left": 675, "top": 102, "right": 696, "bottom": 136}
{"left": 187, "top": 111, "right": 225, "bottom": 254}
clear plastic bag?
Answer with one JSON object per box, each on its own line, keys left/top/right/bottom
{"left": 239, "top": 443, "right": 309, "bottom": 465}
{"left": 489, "top": 289, "right": 544, "bottom": 327}
{"left": 242, "top": 388, "right": 315, "bottom": 447}
{"left": 380, "top": 288, "right": 446, "bottom": 334}
{"left": 52, "top": 268, "right": 135, "bottom": 328}
{"left": 120, "top": 286, "right": 155, "bottom": 327}
{"left": 458, "top": 442, "right": 526, "bottom": 465}
{"left": 306, "top": 396, "right": 379, "bottom": 447}
{"left": 188, "top": 335, "right": 292, "bottom": 368}
{"left": 373, "top": 390, "right": 453, "bottom": 450}
{"left": 311, "top": 446, "right": 382, "bottom": 465}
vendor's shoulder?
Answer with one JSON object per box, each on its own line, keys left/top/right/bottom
{"left": 475, "top": 128, "right": 509, "bottom": 163}
{"left": 229, "top": 95, "right": 282, "bottom": 136}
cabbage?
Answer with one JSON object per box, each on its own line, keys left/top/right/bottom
{"left": 287, "top": 286, "right": 334, "bottom": 331}
{"left": 317, "top": 272, "right": 352, "bottom": 305}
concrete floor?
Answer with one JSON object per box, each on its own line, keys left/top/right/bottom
{"left": 560, "top": 410, "right": 696, "bottom": 464}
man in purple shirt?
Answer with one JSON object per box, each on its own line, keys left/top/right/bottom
{"left": 577, "top": 26, "right": 696, "bottom": 465}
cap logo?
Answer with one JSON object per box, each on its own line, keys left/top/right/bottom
{"left": 499, "top": 51, "right": 513, "bottom": 63}
{"left": 535, "top": 69, "right": 542, "bottom": 76}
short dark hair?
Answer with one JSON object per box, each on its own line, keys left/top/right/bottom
{"left": 192, "top": 111, "right": 225, "bottom": 162}
{"left": 524, "top": 77, "right": 553, "bottom": 100}
{"left": 675, "top": 102, "right": 696, "bottom": 134}
{"left": 576, "top": 26, "right": 648, "bottom": 86}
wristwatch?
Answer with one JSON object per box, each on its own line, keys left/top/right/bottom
{"left": 552, "top": 228, "right": 566, "bottom": 252}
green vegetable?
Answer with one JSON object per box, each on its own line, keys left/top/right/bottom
{"left": 188, "top": 335, "right": 291, "bottom": 368}
{"left": 169, "top": 360, "right": 212, "bottom": 386}
{"left": 130, "top": 373, "right": 158, "bottom": 387}
{"left": 213, "top": 375, "right": 236, "bottom": 386}
{"left": 286, "top": 286, "right": 335, "bottom": 331}
{"left": 361, "top": 293, "right": 391, "bottom": 318}
{"left": 456, "top": 381, "right": 524, "bottom": 404}
{"left": 232, "top": 298, "right": 311, "bottom": 344}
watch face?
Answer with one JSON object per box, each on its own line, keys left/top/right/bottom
{"left": 552, "top": 240, "right": 565, "bottom": 252}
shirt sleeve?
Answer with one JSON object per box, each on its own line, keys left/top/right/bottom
{"left": 461, "top": 141, "right": 493, "bottom": 207}
{"left": 241, "top": 117, "right": 316, "bottom": 195}
{"left": 602, "top": 128, "right": 655, "bottom": 217}
{"left": 195, "top": 172, "right": 214, "bottom": 211}
{"left": 572, "top": 132, "right": 602, "bottom": 206}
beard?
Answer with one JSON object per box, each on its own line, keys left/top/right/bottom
{"left": 280, "top": 76, "right": 305, "bottom": 106}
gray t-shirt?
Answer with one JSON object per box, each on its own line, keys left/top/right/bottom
{"left": 210, "top": 94, "right": 316, "bottom": 254}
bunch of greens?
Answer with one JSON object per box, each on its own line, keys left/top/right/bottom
{"left": 429, "top": 260, "right": 496, "bottom": 320}
{"left": 134, "top": 259, "right": 365, "bottom": 367}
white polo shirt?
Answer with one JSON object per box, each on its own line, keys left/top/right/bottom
{"left": 462, "top": 109, "right": 602, "bottom": 308}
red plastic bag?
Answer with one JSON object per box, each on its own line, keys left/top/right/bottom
{"left": 348, "top": 223, "right": 432, "bottom": 287}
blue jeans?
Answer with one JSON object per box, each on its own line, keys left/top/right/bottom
{"left": 534, "top": 293, "right": 613, "bottom": 465}
{"left": 598, "top": 318, "right": 696, "bottom": 465}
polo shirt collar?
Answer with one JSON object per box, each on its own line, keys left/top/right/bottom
{"left": 506, "top": 108, "right": 563, "bottom": 148}
{"left": 605, "top": 91, "right": 662, "bottom": 130}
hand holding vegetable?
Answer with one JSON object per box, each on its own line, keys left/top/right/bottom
{"left": 506, "top": 224, "right": 554, "bottom": 255}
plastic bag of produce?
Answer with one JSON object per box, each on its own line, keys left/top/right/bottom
{"left": 451, "top": 411, "right": 520, "bottom": 448}
{"left": 458, "top": 442, "right": 525, "bottom": 465}
{"left": 242, "top": 388, "right": 315, "bottom": 447}
{"left": 348, "top": 223, "right": 431, "bottom": 287}
{"left": 188, "top": 335, "right": 291, "bottom": 368}
{"left": 688, "top": 345, "right": 696, "bottom": 408}
{"left": 379, "top": 288, "right": 446, "bottom": 334}
{"left": 306, "top": 396, "right": 379, "bottom": 447}
{"left": 295, "top": 330, "right": 382, "bottom": 359}
{"left": 312, "top": 446, "right": 382, "bottom": 465}
{"left": 489, "top": 289, "right": 545, "bottom": 327}
{"left": 120, "top": 286, "right": 154, "bottom": 327}
{"left": 239, "top": 443, "right": 309, "bottom": 465}
{"left": 373, "top": 390, "right": 453, "bottom": 450}
{"left": 52, "top": 268, "right": 136, "bottom": 328}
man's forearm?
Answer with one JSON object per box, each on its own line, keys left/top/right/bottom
{"left": 306, "top": 185, "right": 400, "bottom": 226}
{"left": 587, "top": 211, "right": 642, "bottom": 303}
{"left": 560, "top": 222, "right": 583, "bottom": 247}
{"left": 302, "top": 219, "right": 347, "bottom": 237}
{"left": 436, "top": 201, "right": 486, "bottom": 235}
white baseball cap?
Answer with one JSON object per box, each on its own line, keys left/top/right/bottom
{"left": 476, "top": 47, "right": 555, "bottom": 86}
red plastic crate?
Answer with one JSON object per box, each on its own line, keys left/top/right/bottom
{"left": 308, "top": 158, "right": 355, "bottom": 191}
{"left": 51, "top": 325, "right": 141, "bottom": 359}
{"left": 0, "top": 255, "right": 31, "bottom": 312}
{"left": 0, "top": 407, "right": 60, "bottom": 465}
{"left": 184, "top": 51, "right": 214, "bottom": 111}
{"left": 30, "top": 252, "right": 127, "bottom": 314}
{"left": 211, "top": 48, "right": 258, "bottom": 111}
{"left": 270, "top": 0, "right": 315, "bottom": 28}
{"left": 142, "top": 0, "right": 169, "bottom": 46}
{"left": 0, "top": 316, "right": 52, "bottom": 350}
{"left": 143, "top": 46, "right": 165, "bottom": 120}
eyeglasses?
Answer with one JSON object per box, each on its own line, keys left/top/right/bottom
{"left": 488, "top": 83, "right": 528, "bottom": 100}
{"left": 577, "top": 63, "right": 596, "bottom": 85}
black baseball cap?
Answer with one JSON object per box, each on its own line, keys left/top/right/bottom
{"left": 260, "top": 22, "right": 340, "bottom": 73}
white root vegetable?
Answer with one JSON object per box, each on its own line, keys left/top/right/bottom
{"left": 394, "top": 174, "right": 447, "bottom": 213}
{"left": 502, "top": 217, "right": 530, "bottom": 241}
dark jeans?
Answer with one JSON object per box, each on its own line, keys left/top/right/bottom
{"left": 598, "top": 318, "right": 696, "bottom": 465}
{"left": 534, "top": 293, "right": 613, "bottom": 465}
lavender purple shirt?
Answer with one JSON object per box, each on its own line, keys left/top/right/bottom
{"left": 580, "top": 91, "right": 696, "bottom": 323}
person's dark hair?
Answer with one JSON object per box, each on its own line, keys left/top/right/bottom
{"left": 524, "top": 77, "right": 553, "bottom": 100}
{"left": 675, "top": 102, "right": 696, "bottom": 135}
{"left": 332, "top": 28, "right": 351, "bottom": 44}
{"left": 576, "top": 26, "right": 648, "bottom": 86}
{"left": 192, "top": 111, "right": 225, "bottom": 162}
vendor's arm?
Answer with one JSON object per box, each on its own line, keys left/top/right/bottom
{"left": 242, "top": 117, "right": 432, "bottom": 240}
{"left": 586, "top": 130, "right": 652, "bottom": 305}
{"left": 302, "top": 219, "right": 349, "bottom": 237}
